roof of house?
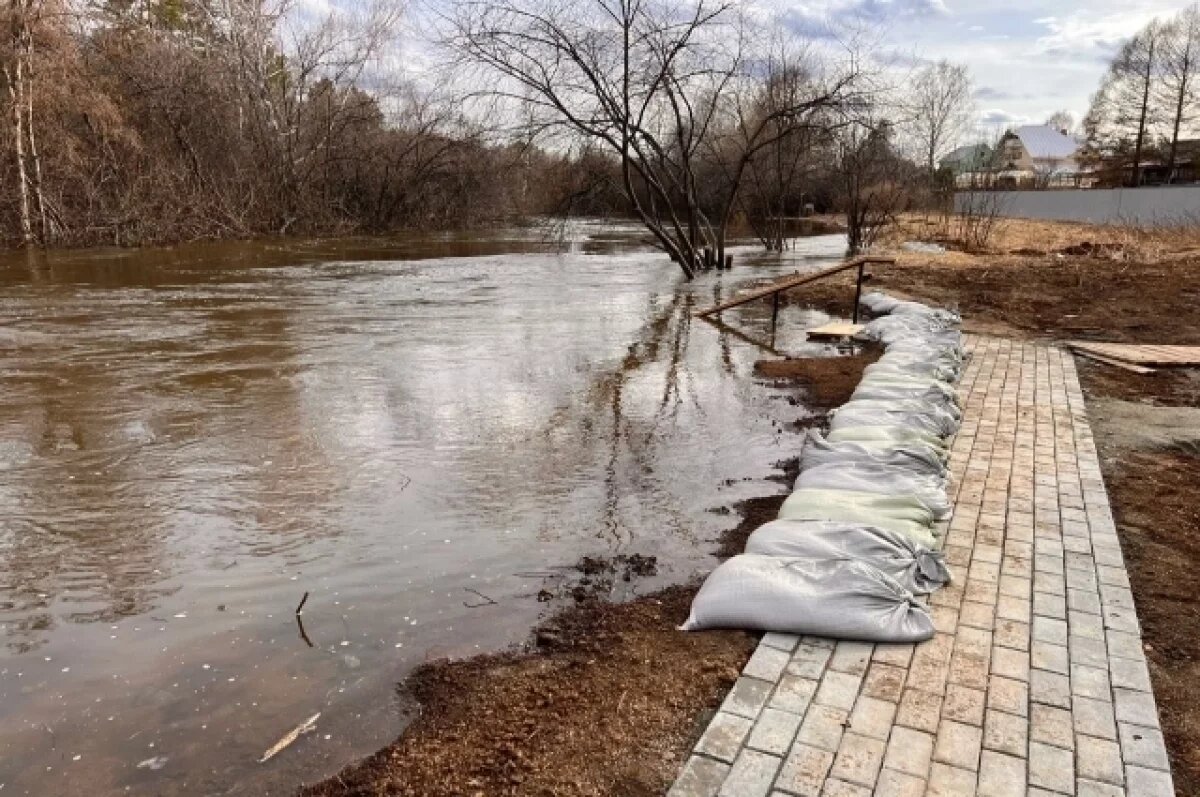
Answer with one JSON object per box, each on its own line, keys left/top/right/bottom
{"left": 1010, "top": 125, "right": 1079, "bottom": 160}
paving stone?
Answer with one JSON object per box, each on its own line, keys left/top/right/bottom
{"left": 1073, "top": 696, "right": 1118, "bottom": 740}
{"left": 982, "top": 708, "right": 1027, "bottom": 757}
{"left": 1070, "top": 634, "right": 1109, "bottom": 669}
{"left": 1113, "top": 687, "right": 1160, "bottom": 729}
{"left": 770, "top": 675, "right": 819, "bottom": 715}
{"left": 1028, "top": 739, "right": 1074, "bottom": 793}
{"left": 1105, "top": 630, "right": 1144, "bottom": 661}
{"left": 796, "top": 705, "right": 849, "bottom": 753}
{"left": 720, "top": 748, "right": 782, "bottom": 797}
{"left": 828, "top": 641, "right": 873, "bottom": 676}
{"left": 1032, "top": 616, "right": 1067, "bottom": 645}
{"left": 745, "top": 646, "right": 793, "bottom": 682}
{"left": 775, "top": 743, "right": 834, "bottom": 797}
{"left": 1072, "top": 663, "right": 1112, "bottom": 700}
{"left": 1029, "top": 703, "right": 1074, "bottom": 749}
{"left": 696, "top": 712, "right": 754, "bottom": 762}
{"left": 873, "top": 768, "right": 924, "bottom": 797}
{"left": 762, "top": 632, "right": 801, "bottom": 652}
{"left": 933, "top": 719, "right": 983, "bottom": 771}
{"left": 845, "top": 696, "right": 895, "bottom": 743}
{"left": 1124, "top": 764, "right": 1174, "bottom": 797}
{"left": 927, "top": 762, "right": 977, "bottom": 796}
{"left": 1029, "top": 669, "right": 1071, "bottom": 709}
{"left": 669, "top": 755, "right": 730, "bottom": 797}
{"left": 789, "top": 642, "right": 834, "bottom": 679}
{"left": 1077, "top": 734, "right": 1124, "bottom": 786}
{"left": 987, "top": 674, "right": 1029, "bottom": 716}
{"left": 860, "top": 663, "right": 906, "bottom": 703}
{"left": 1030, "top": 641, "right": 1069, "bottom": 675}
{"left": 895, "top": 689, "right": 942, "bottom": 733}
{"left": 747, "top": 707, "right": 804, "bottom": 756}
{"left": 990, "top": 646, "right": 1030, "bottom": 682}
{"left": 871, "top": 643, "right": 915, "bottom": 668}
{"left": 1117, "top": 722, "right": 1169, "bottom": 771}
{"left": 993, "top": 619, "right": 1030, "bottom": 651}
{"left": 817, "top": 779, "right": 870, "bottom": 797}
{"left": 881, "top": 725, "right": 934, "bottom": 778}
{"left": 722, "top": 676, "right": 774, "bottom": 719}
{"left": 943, "top": 684, "right": 986, "bottom": 725}
{"left": 1109, "top": 656, "right": 1152, "bottom": 692}
{"left": 976, "top": 750, "right": 1026, "bottom": 797}
{"left": 814, "top": 671, "right": 862, "bottom": 712}
{"left": 1074, "top": 778, "right": 1125, "bottom": 797}
{"left": 828, "top": 732, "right": 885, "bottom": 789}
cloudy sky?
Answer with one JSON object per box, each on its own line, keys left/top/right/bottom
{"left": 777, "top": 0, "right": 1191, "bottom": 130}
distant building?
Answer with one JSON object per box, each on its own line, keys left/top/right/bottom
{"left": 939, "top": 144, "right": 993, "bottom": 182}
{"left": 992, "top": 125, "right": 1085, "bottom": 188}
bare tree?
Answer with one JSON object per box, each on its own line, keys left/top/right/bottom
{"left": 446, "top": 0, "right": 864, "bottom": 277}
{"left": 1045, "top": 109, "right": 1075, "bottom": 135}
{"left": 835, "top": 118, "right": 912, "bottom": 254}
{"left": 1159, "top": 4, "right": 1200, "bottom": 182}
{"left": 1085, "top": 22, "right": 1163, "bottom": 187}
{"left": 907, "top": 59, "right": 974, "bottom": 177}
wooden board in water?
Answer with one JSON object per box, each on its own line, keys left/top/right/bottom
{"left": 807, "top": 322, "right": 864, "bottom": 339}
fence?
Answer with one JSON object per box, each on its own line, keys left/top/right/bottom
{"left": 954, "top": 185, "right": 1200, "bottom": 226}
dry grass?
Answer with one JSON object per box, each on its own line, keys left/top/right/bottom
{"left": 880, "top": 212, "right": 1200, "bottom": 265}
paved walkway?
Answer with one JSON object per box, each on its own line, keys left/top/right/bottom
{"left": 670, "top": 337, "right": 1174, "bottom": 796}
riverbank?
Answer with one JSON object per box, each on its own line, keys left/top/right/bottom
{"left": 791, "top": 216, "right": 1200, "bottom": 794}
{"left": 298, "top": 350, "right": 874, "bottom": 796}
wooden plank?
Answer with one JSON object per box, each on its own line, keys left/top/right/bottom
{"left": 807, "top": 322, "right": 864, "bottom": 339}
{"left": 1067, "top": 341, "right": 1200, "bottom": 367}
{"left": 693, "top": 256, "right": 894, "bottom": 318}
{"left": 1070, "top": 349, "right": 1157, "bottom": 374}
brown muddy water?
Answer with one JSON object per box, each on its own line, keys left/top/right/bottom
{"left": 0, "top": 221, "right": 849, "bottom": 795}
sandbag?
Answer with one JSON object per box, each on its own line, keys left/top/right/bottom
{"left": 826, "top": 425, "right": 950, "bottom": 454}
{"left": 778, "top": 488, "right": 939, "bottom": 548}
{"left": 745, "top": 519, "right": 952, "bottom": 593}
{"left": 830, "top": 404, "right": 959, "bottom": 438}
{"left": 799, "top": 430, "right": 948, "bottom": 478}
{"left": 680, "top": 554, "right": 935, "bottom": 642}
{"left": 793, "top": 462, "right": 951, "bottom": 519}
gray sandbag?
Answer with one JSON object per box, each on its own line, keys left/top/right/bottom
{"left": 778, "top": 488, "right": 938, "bottom": 548}
{"left": 860, "top": 291, "right": 902, "bottom": 315}
{"left": 851, "top": 382, "right": 961, "bottom": 411}
{"left": 838, "top": 396, "right": 962, "bottom": 423}
{"left": 793, "top": 462, "right": 951, "bottom": 519}
{"left": 680, "top": 554, "right": 935, "bottom": 642}
{"left": 745, "top": 519, "right": 952, "bottom": 593}
{"left": 799, "top": 430, "right": 948, "bottom": 478}
{"left": 830, "top": 404, "right": 959, "bottom": 438}
{"left": 825, "top": 425, "right": 950, "bottom": 454}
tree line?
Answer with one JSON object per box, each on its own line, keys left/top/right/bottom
{"left": 1085, "top": 3, "right": 1200, "bottom": 186}
{"left": 2, "top": 0, "right": 982, "bottom": 270}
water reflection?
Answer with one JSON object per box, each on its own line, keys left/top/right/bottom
{"left": 0, "top": 225, "right": 848, "bottom": 795}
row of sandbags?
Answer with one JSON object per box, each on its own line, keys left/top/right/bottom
{"left": 681, "top": 292, "right": 963, "bottom": 643}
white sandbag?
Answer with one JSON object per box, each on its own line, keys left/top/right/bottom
{"left": 745, "top": 519, "right": 952, "bottom": 593}
{"left": 830, "top": 404, "right": 959, "bottom": 438}
{"left": 838, "top": 396, "right": 962, "bottom": 423}
{"left": 826, "top": 426, "right": 950, "bottom": 454}
{"left": 778, "top": 488, "right": 939, "bottom": 548}
{"left": 793, "top": 462, "right": 951, "bottom": 519}
{"left": 680, "top": 554, "right": 935, "bottom": 642}
{"left": 799, "top": 430, "right": 948, "bottom": 478}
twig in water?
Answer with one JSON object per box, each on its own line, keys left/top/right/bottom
{"left": 295, "top": 591, "right": 309, "bottom": 615}
{"left": 258, "top": 712, "right": 320, "bottom": 763}
{"left": 463, "top": 588, "right": 498, "bottom": 608}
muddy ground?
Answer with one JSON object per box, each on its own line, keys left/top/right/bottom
{"left": 300, "top": 353, "right": 871, "bottom": 795}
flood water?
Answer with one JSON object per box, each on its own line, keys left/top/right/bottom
{"left": 0, "top": 222, "right": 849, "bottom": 795}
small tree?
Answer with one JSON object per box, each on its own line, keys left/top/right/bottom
{"left": 907, "top": 59, "right": 974, "bottom": 178}
{"left": 1159, "top": 4, "right": 1200, "bottom": 181}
